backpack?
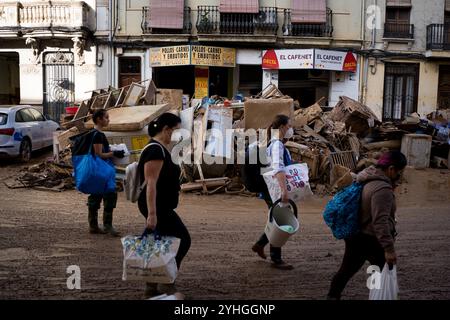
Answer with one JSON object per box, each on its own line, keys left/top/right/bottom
{"left": 322, "top": 182, "right": 364, "bottom": 240}
{"left": 124, "top": 142, "right": 165, "bottom": 203}
{"left": 242, "top": 141, "right": 291, "bottom": 193}
{"left": 70, "top": 129, "right": 96, "bottom": 156}
{"left": 241, "top": 142, "right": 268, "bottom": 193}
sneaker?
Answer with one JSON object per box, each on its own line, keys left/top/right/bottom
{"left": 104, "top": 226, "right": 120, "bottom": 237}
{"left": 271, "top": 260, "right": 294, "bottom": 270}
{"left": 252, "top": 243, "right": 267, "bottom": 260}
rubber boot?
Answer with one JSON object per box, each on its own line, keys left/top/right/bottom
{"left": 88, "top": 209, "right": 106, "bottom": 234}
{"left": 103, "top": 210, "right": 120, "bottom": 237}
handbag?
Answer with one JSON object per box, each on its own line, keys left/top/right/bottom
{"left": 72, "top": 132, "right": 116, "bottom": 195}
{"left": 122, "top": 229, "right": 181, "bottom": 284}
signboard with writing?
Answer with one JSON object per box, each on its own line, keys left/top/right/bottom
{"left": 150, "top": 45, "right": 191, "bottom": 67}
{"left": 262, "top": 49, "right": 314, "bottom": 70}
{"left": 262, "top": 49, "right": 358, "bottom": 72}
{"left": 194, "top": 67, "right": 209, "bottom": 99}
{"left": 314, "top": 50, "right": 357, "bottom": 72}
{"left": 150, "top": 45, "right": 236, "bottom": 67}
{"left": 191, "top": 46, "right": 236, "bottom": 67}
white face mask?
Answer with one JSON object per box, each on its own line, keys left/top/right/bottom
{"left": 284, "top": 127, "right": 294, "bottom": 139}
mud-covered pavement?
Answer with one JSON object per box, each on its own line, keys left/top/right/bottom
{"left": 0, "top": 150, "right": 449, "bottom": 300}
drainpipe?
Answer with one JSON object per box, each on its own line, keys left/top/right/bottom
{"left": 108, "top": 0, "right": 113, "bottom": 87}
{"left": 360, "top": 0, "right": 367, "bottom": 104}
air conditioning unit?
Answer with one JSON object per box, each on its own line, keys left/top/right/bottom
{"left": 254, "top": 10, "right": 273, "bottom": 25}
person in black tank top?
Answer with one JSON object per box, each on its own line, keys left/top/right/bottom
{"left": 137, "top": 113, "right": 191, "bottom": 299}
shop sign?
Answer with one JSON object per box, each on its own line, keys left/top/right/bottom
{"left": 150, "top": 45, "right": 236, "bottom": 67}
{"left": 314, "top": 50, "right": 357, "bottom": 72}
{"left": 262, "top": 49, "right": 357, "bottom": 72}
{"left": 150, "top": 45, "right": 191, "bottom": 67}
{"left": 262, "top": 49, "right": 314, "bottom": 70}
{"left": 191, "top": 46, "right": 236, "bottom": 67}
{"left": 194, "top": 67, "right": 209, "bottom": 99}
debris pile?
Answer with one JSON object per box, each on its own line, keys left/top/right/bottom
{"left": 3, "top": 161, "right": 74, "bottom": 192}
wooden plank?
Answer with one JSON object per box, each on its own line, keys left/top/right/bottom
{"left": 156, "top": 89, "right": 184, "bottom": 110}
{"left": 244, "top": 99, "right": 294, "bottom": 130}
{"left": 123, "top": 82, "right": 146, "bottom": 107}
{"left": 181, "top": 179, "right": 230, "bottom": 192}
{"left": 142, "top": 80, "right": 157, "bottom": 105}
{"left": 73, "top": 100, "right": 89, "bottom": 121}
{"left": 196, "top": 164, "right": 208, "bottom": 194}
{"left": 57, "top": 127, "right": 80, "bottom": 150}
{"left": 85, "top": 104, "right": 171, "bottom": 131}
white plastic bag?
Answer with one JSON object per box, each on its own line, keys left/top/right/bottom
{"left": 110, "top": 143, "right": 131, "bottom": 166}
{"left": 263, "top": 163, "right": 313, "bottom": 203}
{"left": 121, "top": 231, "right": 180, "bottom": 284}
{"left": 369, "top": 263, "right": 399, "bottom": 300}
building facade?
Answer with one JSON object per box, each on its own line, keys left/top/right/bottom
{"left": 96, "top": 0, "right": 365, "bottom": 109}
{"left": 1, "top": 0, "right": 449, "bottom": 122}
{"left": 0, "top": 0, "right": 98, "bottom": 121}
{"left": 362, "top": 0, "right": 450, "bottom": 120}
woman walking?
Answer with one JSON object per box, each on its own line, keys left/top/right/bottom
{"left": 252, "top": 114, "right": 295, "bottom": 270}
{"left": 138, "top": 113, "right": 191, "bottom": 298}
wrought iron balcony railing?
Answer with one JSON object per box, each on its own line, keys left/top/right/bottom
{"left": 282, "top": 8, "right": 333, "bottom": 37}
{"left": 196, "top": 6, "right": 278, "bottom": 35}
{"left": 384, "top": 22, "right": 414, "bottom": 39}
{"left": 141, "top": 6, "right": 192, "bottom": 34}
{"left": 427, "top": 24, "right": 450, "bottom": 50}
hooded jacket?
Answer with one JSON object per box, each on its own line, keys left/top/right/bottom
{"left": 357, "top": 166, "right": 397, "bottom": 253}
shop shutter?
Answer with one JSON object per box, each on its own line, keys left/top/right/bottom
{"left": 219, "top": 0, "right": 259, "bottom": 14}
{"left": 291, "top": 0, "right": 326, "bottom": 24}
{"left": 148, "top": 0, "right": 184, "bottom": 29}
{"left": 446, "top": 0, "right": 450, "bottom": 11}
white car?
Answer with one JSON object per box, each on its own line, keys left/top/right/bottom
{"left": 0, "top": 105, "right": 60, "bottom": 162}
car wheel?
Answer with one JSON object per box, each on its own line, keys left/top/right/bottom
{"left": 19, "top": 139, "right": 32, "bottom": 162}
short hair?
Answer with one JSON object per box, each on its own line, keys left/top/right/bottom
{"left": 376, "top": 151, "right": 408, "bottom": 170}
{"left": 93, "top": 109, "right": 108, "bottom": 125}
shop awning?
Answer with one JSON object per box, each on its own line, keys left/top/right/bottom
{"left": 219, "top": 0, "right": 259, "bottom": 14}
{"left": 148, "top": 0, "right": 184, "bottom": 29}
{"left": 386, "top": 0, "right": 412, "bottom": 7}
{"left": 291, "top": 0, "right": 326, "bottom": 24}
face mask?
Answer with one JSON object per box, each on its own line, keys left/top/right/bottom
{"left": 284, "top": 127, "right": 294, "bottom": 139}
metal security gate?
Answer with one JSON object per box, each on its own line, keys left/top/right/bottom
{"left": 43, "top": 52, "right": 75, "bottom": 122}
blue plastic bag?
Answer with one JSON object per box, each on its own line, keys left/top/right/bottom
{"left": 323, "top": 182, "right": 363, "bottom": 240}
{"left": 72, "top": 133, "right": 116, "bottom": 195}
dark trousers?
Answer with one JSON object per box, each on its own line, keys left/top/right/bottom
{"left": 138, "top": 200, "right": 191, "bottom": 269}
{"left": 328, "top": 233, "right": 386, "bottom": 299}
{"left": 87, "top": 192, "right": 117, "bottom": 227}
{"left": 255, "top": 188, "right": 282, "bottom": 262}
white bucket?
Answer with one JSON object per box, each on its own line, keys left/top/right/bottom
{"left": 264, "top": 200, "right": 299, "bottom": 247}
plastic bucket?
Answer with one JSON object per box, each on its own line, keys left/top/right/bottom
{"left": 264, "top": 200, "right": 299, "bottom": 247}
{"left": 65, "top": 106, "right": 79, "bottom": 115}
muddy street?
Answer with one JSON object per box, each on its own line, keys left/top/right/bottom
{"left": 0, "top": 153, "right": 449, "bottom": 300}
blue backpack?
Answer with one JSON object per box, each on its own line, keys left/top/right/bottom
{"left": 323, "top": 182, "right": 364, "bottom": 240}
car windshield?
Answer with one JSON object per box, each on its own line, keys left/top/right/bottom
{"left": 0, "top": 113, "right": 7, "bottom": 125}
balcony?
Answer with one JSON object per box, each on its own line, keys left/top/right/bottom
{"left": 383, "top": 22, "right": 414, "bottom": 39}
{"left": 0, "top": 1, "right": 92, "bottom": 37}
{"left": 282, "top": 8, "right": 333, "bottom": 38}
{"left": 427, "top": 24, "right": 450, "bottom": 50}
{"left": 141, "top": 6, "right": 192, "bottom": 35}
{"left": 196, "top": 6, "right": 278, "bottom": 42}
